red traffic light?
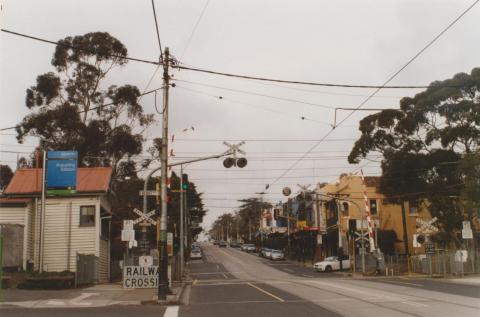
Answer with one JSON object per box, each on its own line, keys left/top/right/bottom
{"left": 223, "top": 157, "right": 235, "bottom": 168}
{"left": 236, "top": 157, "right": 247, "bottom": 168}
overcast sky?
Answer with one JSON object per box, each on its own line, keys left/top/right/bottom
{"left": 1, "top": 0, "right": 479, "bottom": 230}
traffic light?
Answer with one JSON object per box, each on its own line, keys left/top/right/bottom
{"left": 416, "top": 234, "right": 425, "bottom": 244}
{"left": 223, "top": 157, "right": 235, "bottom": 168}
{"left": 236, "top": 157, "right": 247, "bottom": 168}
{"left": 348, "top": 219, "right": 357, "bottom": 236}
{"left": 181, "top": 174, "right": 189, "bottom": 190}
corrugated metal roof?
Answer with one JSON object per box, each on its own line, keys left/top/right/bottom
{"left": 4, "top": 167, "right": 112, "bottom": 195}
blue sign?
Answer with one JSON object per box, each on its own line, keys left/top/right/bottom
{"left": 47, "top": 151, "right": 78, "bottom": 191}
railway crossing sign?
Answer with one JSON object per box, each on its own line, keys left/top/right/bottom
{"left": 354, "top": 231, "right": 370, "bottom": 249}
{"left": 132, "top": 208, "right": 157, "bottom": 226}
{"left": 416, "top": 217, "right": 438, "bottom": 235}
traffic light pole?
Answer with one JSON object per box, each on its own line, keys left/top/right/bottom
{"left": 179, "top": 164, "right": 185, "bottom": 280}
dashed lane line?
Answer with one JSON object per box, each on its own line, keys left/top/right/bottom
{"left": 247, "top": 283, "right": 285, "bottom": 302}
{"left": 164, "top": 305, "right": 179, "bottom": 317}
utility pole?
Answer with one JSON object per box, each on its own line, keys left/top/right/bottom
{"left": 158, "top": 47, "right": 170, "bottom": 301}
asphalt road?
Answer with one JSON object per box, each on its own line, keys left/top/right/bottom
{"left": 2, "top": 244, "right": 479, "bottom": 317}
{"left": 181, "top": 244, "right": 480, "bottom": 317}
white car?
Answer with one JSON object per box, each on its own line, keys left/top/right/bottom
{"left": 270, "top": 250, "right": 285, "bottom": 261}
{"left": 313, "top": 256, "right": 350, "bottom": 272}
{"left": 190, "top": 248, "right": 202, "bottom": 259}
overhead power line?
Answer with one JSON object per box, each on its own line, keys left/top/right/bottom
{"left": 174, "top": 65, "right": 455, "bottom": 89}
{"left": 181, "top": 0, "right": 210, "bottom": 60}
{"left": 263, "top": 0, "right": 479, "bottom": 192}
{"left": 150, "top": 0, "right": 163, "bottom": 58}
{"left": 1, "top": 29, "right": 161, "bottom": 66}
{"left": 0, "top": 87, "right": 164, "bottom": 131}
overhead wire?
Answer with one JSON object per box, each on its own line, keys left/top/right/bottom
{"left": 262, "top": 0, "right": 480, "bottom": 192}
{"left": 180, "top": 0, "right": 210, "bottom": 60}
{"left": 150, "top": 0, "right": 163, "bottom": 58}
{"left": 1, "top": 29, "right": 161, "bottom": 66}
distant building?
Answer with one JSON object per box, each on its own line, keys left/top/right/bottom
{"left": 318, "top": 174, "right": 432, "bottom": 256}
{"left": 0, "top": 167, "right": 112, "bottom": 283}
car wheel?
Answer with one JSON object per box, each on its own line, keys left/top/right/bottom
{"left": 325, "top": 266, "right": 332, "bottom": 272}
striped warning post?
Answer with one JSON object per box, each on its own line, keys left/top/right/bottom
{"left": 360, "top": 169, "right": 376, "bottom": 252}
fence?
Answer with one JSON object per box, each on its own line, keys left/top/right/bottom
{"left": 410, "top": 249, "right": 480, "bottom": 276}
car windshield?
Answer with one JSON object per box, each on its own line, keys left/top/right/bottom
{"left": 325, "top": 256, "right": 338, "bottom": 261}
{"left": 272, "top": 250, "right": 282, "bottom": 254}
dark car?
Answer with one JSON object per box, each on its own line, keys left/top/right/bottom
{"left": 229, "top": 241, "right": 240, "bottom": 248}
{"left": 218, "top": 240, "right": 227, "bottom": 248}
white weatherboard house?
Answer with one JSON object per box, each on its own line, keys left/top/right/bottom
{"left": 0, "top": 167, "right": 112, "bottom": 283}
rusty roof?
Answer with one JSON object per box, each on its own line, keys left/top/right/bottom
{"left": 4, "top": 167, "right": 112, "bottom": 195}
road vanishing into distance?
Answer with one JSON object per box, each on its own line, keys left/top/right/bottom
{"left": 2, "top": 243, "right": 479, "bottom": 317}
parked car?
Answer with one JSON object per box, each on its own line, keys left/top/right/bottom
{"left": 313, "top": 256, "right": 351, "bottom": 272}
{"left": 261, "top": 248, "right": 273, "bottom": 258}
{"left": 190, "top": 248, "right": 202, "bottom": 259}
{"left": 242, "top": 243, "right": 256, "bottom": 252}
{"left": 229, "top": 241, "right": 240, "bottom": 248}
{"left": 213, "top": 240, "right": 219, "bottom": 245}
{"left": 270, "top": 250, "right": 285, "bottom": 261}
{"left": 218, "top": 240, "right": 227, "bottom": 248}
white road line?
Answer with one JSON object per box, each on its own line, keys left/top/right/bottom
{"left": 283, "top": 268, "right": 294, "bottom": 272}
{"left": 247, "top": 283, "right": 285, "bottom": 302}
{"left": 164, "top": 305, "right": 179, "bottom": 317}
{"left": 223, "top": 273, "right": 228, "bottom": 279}
{"left": 302, "top": 274, "right": 314, "bottom": 278}
{"left": 383, "top": 280, "right": 424, "bottom": 287}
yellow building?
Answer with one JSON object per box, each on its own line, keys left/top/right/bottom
{"left": 319, "top": 174, "right": 432, "bottom": 255}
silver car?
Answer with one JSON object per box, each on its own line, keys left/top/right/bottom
{"left": 270, "top": 250, "right": 285, "bottom": 261}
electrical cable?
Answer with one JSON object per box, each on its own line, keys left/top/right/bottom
{"left": 262, "top": 0, "right": 479, "bottom": 193}
{"left": 180, "top": 0, "right": 210, "bottom": 60}
{"left": 1, "top": 29, "right": 161, "bottom": 66}
{"left": 151, "top": 0, "right": 163, "bottom": 58}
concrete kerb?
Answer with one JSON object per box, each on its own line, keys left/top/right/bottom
{"left": 141, "top": 280, "right": 189, "bottom": 306}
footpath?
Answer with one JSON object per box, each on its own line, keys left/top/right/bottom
{"left": 0, "top": 281, "right": 186, "bottom": 308}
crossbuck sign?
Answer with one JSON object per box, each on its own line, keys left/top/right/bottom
{"left": 132, "top": 208, "right": 157, "bottom": 226}
{"left": 416, "top": 217, "right": 438, "bottom": 235}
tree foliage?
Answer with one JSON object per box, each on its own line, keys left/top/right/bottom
{"left": 16, "top": 32, "right": 154, "bottom": 172}
{"left": 0, "top": 165, "right": 13, "bottom": 191}
{"left": 348, "top": 68, "right": 480, "bottom": 244}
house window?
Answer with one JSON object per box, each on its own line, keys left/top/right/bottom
{"left": 409, "top": 200, "right": 418, "bottom": 215}
{"left": 369, "top": 199, "right": 378, "bottom": 215}
{"left": 342, "top": 202, "right": 349, "bottom": 216}
{"left": 80, "top": 205, "right": 96, "bottom": 226}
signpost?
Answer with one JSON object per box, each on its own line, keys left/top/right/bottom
{"left": 46, "top": 151, "right": 78, "bottom": 195}
{"left": 123, "top": 266, "right": 159, "bottom": 288}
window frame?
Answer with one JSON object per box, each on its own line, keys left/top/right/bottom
{"left": 79, "top": 205, "right": 96, "bottom": 227}
{"left": 369, "top": 199, "right": 378, "bottom": 215}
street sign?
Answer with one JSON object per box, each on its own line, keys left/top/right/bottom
{"left": 123, "top": 220, "right": 134, "bottom": 230}
{"left": 462, "top": 221, "right": 473, "bottom": 239}
{"left": 132, "top": 208, "right": 157, "bottom": 226}
{"left": 424, "top": 242, "right": 435, "bottom": 255}
{"left": 139, "top": 190, "right": 158, "bottom": 196}
{"left": 167, "top": 232, "right": 173, "bottom": 256}
{"left": 354, "top": 232, "right": 370, "bottom": 249}
{"left": 46, "top": 151, "right": 78, "bottom": 195}
{"left": 416, "top": 217, "right": 438, "bottom": 234}
{"left": 123, "top": 266, "right": 159, "bottom": 288}
{"left": 121, "top": 230, "right": 135, "bottom": 242}
{"left": 139, "top": 255, "right": 153, "bottom": 267}
{"left": 462, "top": 229, "right": 473, "bottom": 239}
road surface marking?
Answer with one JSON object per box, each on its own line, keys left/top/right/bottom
{"left": 223, "top": 273, "right": 229, "bottom": 279}
{"left": 302, "top": 274, "right": 314, "bottom": 278}
{"left": 69, "top": 293, "right": 98, "bottom": 306}
{"left": 383, "top": 280, "right": 423, "bottom": 287}
{"left": 401, "top": 301, "right": 428, "bottom": 307}
{"left": 164, "top": 305, "right": 179, "bottom": 317}
{"left": 46, "top": 300, "right": 65, "bottom": 306}
{"left": 216, "top": 264, "right": 220, "bottom": 269}
{"left": 247, "top": 283, "right": 285, "bottom": 302}
{"left": 283, "top": 268, "right": 294, "bottom": 272}
{"left": 190, "top": 271, "right": 242, "bottom": 275}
